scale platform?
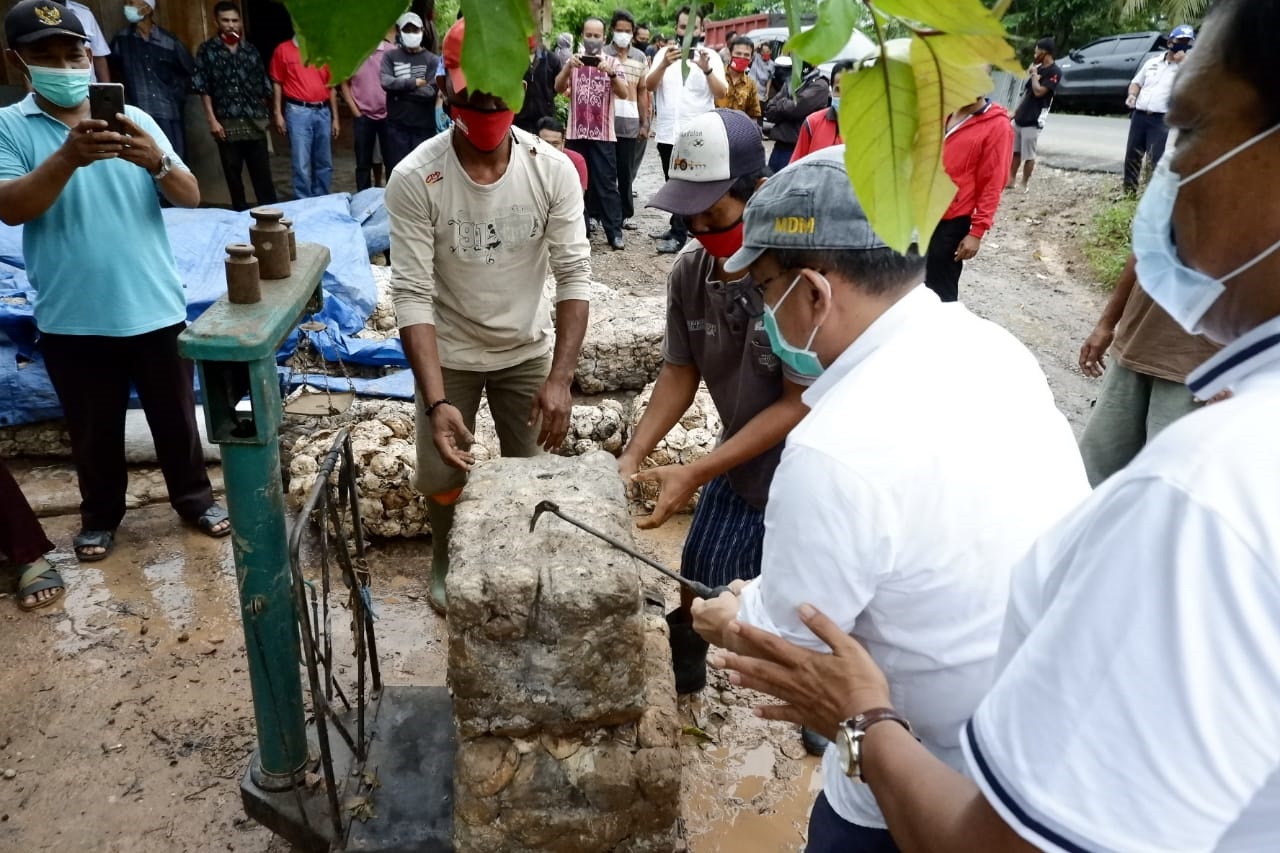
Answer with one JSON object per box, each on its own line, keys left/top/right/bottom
{"left": 242, "top": 686, "right": 455, "bottom": 852}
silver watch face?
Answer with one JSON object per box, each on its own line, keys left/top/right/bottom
{"left": 836, "top": 725, "right": 855, "bottom": 776}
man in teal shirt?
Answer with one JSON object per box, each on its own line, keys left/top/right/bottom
{"left": 0, "top": 0, "right": 230, "bottom": 562}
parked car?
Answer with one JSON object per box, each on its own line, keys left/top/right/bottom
{"left": 1056, "top": 31, "right": 1167, "bottom": 111}
{"left": 743, "top": 25, "right": 876, "bottom": 81}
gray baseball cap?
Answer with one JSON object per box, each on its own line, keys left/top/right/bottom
{"left": 724, "top": 145, "right": 889, "bottom": 274}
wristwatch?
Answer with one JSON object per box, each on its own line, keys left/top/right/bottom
{"left": 151, "top": 152, "right": 173, "bottom": 180}
{"left": 835, "top": 707, "right": 912, "bottom": 782}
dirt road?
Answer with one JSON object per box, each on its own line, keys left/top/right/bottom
{"left": 0, "top": 154, "right": 1113, "bottom": 852}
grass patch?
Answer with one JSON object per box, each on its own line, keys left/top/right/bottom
{"left": 1082, "top": 193, "right": 1138, "bottom": 288}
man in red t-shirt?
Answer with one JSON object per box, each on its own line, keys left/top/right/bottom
{"left": 536, "top": 117, "right": 589, "bottom": 190}
{"left": 553, "top": 16, "right": 629, "bottom": 250}
{"left": 269, "top": 35, "right": 339, "bottom": 198}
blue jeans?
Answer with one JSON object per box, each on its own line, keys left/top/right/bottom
{"left": 284, "top": 102, "right": 333, "bottom": 199}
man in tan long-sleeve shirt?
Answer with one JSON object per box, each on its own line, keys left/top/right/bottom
{"left": 387, "top": 20, "right": 592, "bottom": 614}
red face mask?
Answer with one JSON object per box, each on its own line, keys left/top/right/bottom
{"left": 220, "top": 30, "right": 242, "bottom": 46}
{"left": 452, "top": 105, "right": 515, "bottom": 152}
{"left": 694, "top": 218, "right": 744, "bottom": 259}
{"left": 729, "top": 56, "right": 751, "bottom": 73}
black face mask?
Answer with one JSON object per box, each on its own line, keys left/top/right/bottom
{"left": 633, "top": 39, "right": 648, "bottom": 51}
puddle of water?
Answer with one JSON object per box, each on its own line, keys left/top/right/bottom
{"left": 54, "top": 562, "right": 119, "bottom": 654}
{"left": 143, "top": 554, "right": 196, "bottom": 629}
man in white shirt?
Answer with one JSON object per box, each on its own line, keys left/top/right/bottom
{"left": 387, "top": 20, "right": 592, "bottom": 615}
{"left": 644, "top": 4, "right": 726, "bottom": 254}
{"left": 1123, "top": 24, "right": 1194, "bottom": 193}
{"left": 67, "top": 0, "right": 110, "bottom": 82}
{"left": 691, "top": 146, "right": 1089, "bottom": 852}
{"left": 709, "top": 3, "right": 1280, "bottom": 849}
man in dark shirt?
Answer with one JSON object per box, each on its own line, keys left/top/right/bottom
{"left": 514, "top": 36, "right": 563, "bottom": 134}
{"left": 380, "top": 12, "right": 439, "bottom": 170}
{"left": 110, "top": 0, "right": 194, "bottom": 159}
{"left": 193, "top": 1, "right": 276, "bottom": 210}
{"left": 1008, "top": 36, "right": 1060, "bottom": 190}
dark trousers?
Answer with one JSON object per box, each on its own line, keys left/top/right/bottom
{"left": 217, "top": 137, "right": 277, "bottom": 212}
{"left": 769, "top": 141, "right": 796, "bottom": 174}
{"left": 0, "top": 460, "right": 54, "bottom": 567}
{"left": 153, "top": 115, "right": 186, "bottom": 162}
{"left": 656, "top": 142, "right": 688, "bottom": 243}
{"left": 39, "top": 323, "right": 214, "bottom": 532}
{"left": 924, "top": 215, "right": 972, "bottom": 303}
{"left": 568, "top": 139, "right": 624, "bottom": 239}
{"left": 353, "top": 115, "right": 388, "bottom": 191}
{"left": 615, "top": 135, "right": 639, "bottom": 220}
{"left": 806, "top": 792, "right": 900, "bottom": 853}
{"left": 632, "top": 134, "right": 648, "bottom": 178}
{"left": 386, "top": 121, "right": 434, "bottom": 173}
{"left": 1124, "top": 110, "right": 1169, "bottom": 192}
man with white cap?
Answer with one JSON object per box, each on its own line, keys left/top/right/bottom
{"left": 690, "top": 146, "right": 1088, "bottom": 851}
{"left": 110, "top": 0, "right": 194, "bottom": 159}
{"left": 380, "top": 11, "right": 440, "bottom": 170}
{"left": 387, "top": 20, "right": 592, "bottom": 615}
{"left": 617, "top": 108, "right": 808, "bottom": 697}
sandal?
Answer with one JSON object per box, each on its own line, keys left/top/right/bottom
{"left": 18, "top": 558, "right": 65, "bottom": 611}
{"left": 188, "top": 504, "right": 232, "bottom": 539}
{"left": 74, "top": 529, "right": 115, "bottom": 562}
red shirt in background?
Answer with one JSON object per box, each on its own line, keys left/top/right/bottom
{"left": 269, "top": 39, "right": 333, "bottom": 103}
{"left": 790, "top": 107, "right": 841, "bottom": 163}
{"left": 563, "top": 146, "right": 589, "bottom": 190}
{"left": 940, "top": 100, "right": 1014, "bottom": 238}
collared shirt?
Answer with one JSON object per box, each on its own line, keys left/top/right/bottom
{"left": 386, "top": 128, "right": 593, "bottom": 371}
{"left": 346, "top": 40, "right": 393, "bottom": 121}
{"left": 109, "top": 23, "right": 195, "bottom": 121}
{"left": 1131, "top": 54, "right": 1180, "bottom": 113}
{"left": 193, "top": 36, "right": 272, "bottom": 122}
{"left": 662, "top": 247, "right": 809, "bottom": 508}
{"left": 653, "top": 48, "right": 725, "bottom": 145}
{"left": 737, "top": 285, "right": 1089, "bottom": 829}
{"left": 965, "top": 315, "right": 1280, "bottom": 853}
{"left": 68, "top": 1, "right": 110, "bottom": 82}
{"left": 715, "top": 71, "right": 762, "bottom": 119}
{"left": 566, "top": 58, "right": 623, "bottom": 142}
{"left": 269, "top": 39, "right": 333, "bottom": 104}
{"left": 0, "top": 96, "right": 187, "bottom": 336}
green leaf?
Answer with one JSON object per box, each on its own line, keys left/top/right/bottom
{"left": 283, "top": 0, "right": 409, "bottom": 80}
{"left": 990, "top": 0, "right": 1014, "bottom": 18}
{"left": 458, "top": 0, "right": 536, "bottom": 112}
{"left": 789, "top": 0, "right": 861, "bottom": 65}
{"left": 839, "top": 46, "right": 919, "bottom": 253}
{"left": 872, "top": 0, "right": 1006, "bottom": 36}
{"left": 908, "top": 33, "right": 993, "bottom": 247}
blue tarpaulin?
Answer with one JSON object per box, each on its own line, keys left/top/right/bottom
{"left": 0, "top": 193, "right": 400, "bottom": 426}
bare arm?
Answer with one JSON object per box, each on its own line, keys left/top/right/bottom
{"left": 688, "top": 379, "right": 806, "bottom": 479}
{"left": 1078, "top": 254, "right": 1136, "bottom": 377}
{"left": 608, "top": 60, "right": 628, "bottom": 98}
{"left": 554, "top": 56, "right": 575, "bottom": 95}
{"left": 272, "top": 81, "right": 286, "bottom": 135}
{"left": 339, "top": 81, "right": 361, "bottom": 116}
{"left": 549, "top": 299, "right": 588, "bottom": 387}
{"left": 329, "top": 86, "right": 341, "bottom": 136}
{"left": 619, "top": 362, "right": 702, "bottom": 469}
{"left": 0, "top": 150, "right": 81, "bottom": 226}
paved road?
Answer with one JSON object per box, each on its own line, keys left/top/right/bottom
{"left": 1037, "top": 113, "right": 1130, "bottom": 174}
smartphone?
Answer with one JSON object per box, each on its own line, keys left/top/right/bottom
{"left": 89, "top": 83, "right": 125, "bottom": 134}
{"left": 580, "top": 54, "right": 601, "bottom": 67}
{"left": 686, "top": 47, "right": 699, "bottom": 60}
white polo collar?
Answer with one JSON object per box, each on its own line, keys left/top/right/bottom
{"left": 802, "top": 283, "right": 939, "bottom": 407}
{"left": 1186, "top": 314, "right": 1280, "bottom": 399}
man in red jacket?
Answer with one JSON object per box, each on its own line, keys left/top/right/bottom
{"left": 789, "top": 61, "right": 854, "bottom": 163}
{"left": 925, "top": 95, "right": 1013, "bottom": 302}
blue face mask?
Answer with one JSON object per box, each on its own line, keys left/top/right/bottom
{"left": 123, "top": 5, "right": 145, "bottom": 23}
{"left": 762, "top": 273, "right": 828, "bottom": 377}
{"left": 23, "top": 61, "right": 91, "bottom": 109}
{"left": 830, "top": 96, "right": 840, "bottom": 111}
{"left": 1132, "top": 124, "right": 1280, "bottom": 333}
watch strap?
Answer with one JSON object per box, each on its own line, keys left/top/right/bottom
{"left": 850, "top": 707, "right": 912, "bottom": 736}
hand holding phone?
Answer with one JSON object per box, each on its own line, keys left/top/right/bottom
{"left": 89, "top": 83, "right": 126, "bottom": 134}
{"left": 580, "top": 54, "right": 601, "bottom": 67}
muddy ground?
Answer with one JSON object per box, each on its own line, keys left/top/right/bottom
{"left": 0, "top": 148, "right": 1114, "bottom": 852}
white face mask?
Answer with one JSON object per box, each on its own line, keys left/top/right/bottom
{"left": 613, "top": 31, "right": 632, "bottom": 49}
{"left": 1132, "top": 124, "right": 1280, "bottom": 334}
{"left": 401, "top": 31, "right": 423, "bottom": 49}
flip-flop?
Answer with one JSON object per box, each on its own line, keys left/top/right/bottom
{"left": 74, "top": 529, "right": 115, "bottom": 562}
{"left": 188, "top": 504, "right": 232, "bottom": 539}
{"left": 17, "top": 557, "right": 65, "bottom": 611}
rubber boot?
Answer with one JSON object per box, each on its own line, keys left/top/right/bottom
{"left": 666, "top": 608, "right": 710, "bottom": 695}
{"left": 427, "top": 500, "right": 455, "bottom": 615}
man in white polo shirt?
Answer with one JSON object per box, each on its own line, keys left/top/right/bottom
{"left": 1122, "top": 24, "right": 1195, "bottom": 193}
{"left": 691, "top": 147, "right": 1089, "bottom": 852}
{"left": 710, "top": 3, "right": 1280, "bottom": 848}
